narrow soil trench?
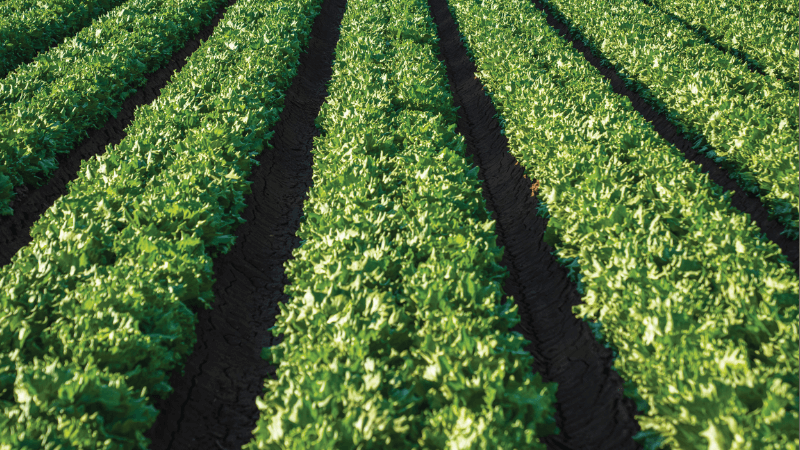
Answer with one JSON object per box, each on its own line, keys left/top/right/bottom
{"left": 0, "top": 3, "right": 124, "bottom": 79}
{"left": 639, "top": 0, "right": 797, "bottom": 90}
{"left": 529, "top": 0, "right": 799, "bottom": 274}
{"left": 144, "top": 0, "right": 346, "bottom": 448}
{"left": 427, "top": 1, "right": 644, "bottom": 449}
{"left": 0, "top": 0, "right": 237, "bottom": 269}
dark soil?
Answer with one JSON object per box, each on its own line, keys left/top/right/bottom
{"left": 639, "top": 0, "right": 798, "bottom": 91}
{"left": 530, "top": 0, "right": 799, "bottom": 274}
{"left": 0, "top": 0, "right": 237, "bottom": 269}
{"left": 0, "top": 2, "right": 125, "bottom": 79}
{"left": 143, "top": 0, "right": 346, "bottom": 448}
{"left": 427, "top": 0, "right": 644, "bottom": 449}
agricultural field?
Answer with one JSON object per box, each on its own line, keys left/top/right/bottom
{"left": 0, "top": 0, "right": 796, "bottom": 449}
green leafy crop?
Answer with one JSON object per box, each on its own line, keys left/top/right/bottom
{"left": 0, "top": 0, "right": 130, "bottom": 78}
{"left": 0, "top": 0, "right": 322, "bottom": 447}
{"left": 447, "top": 0, "right": 799, "bottom": 448}
{"left": 646, "top": 0, "right": 799, "bottom": 88}
{"left": 537, "top": 0, "right": 799, "bottom": 239}
{"left": 245, "top": 0, "right": 558, "bottom": 448}
{"left": 0, "top": 0, "right": 227, "bottom": 216}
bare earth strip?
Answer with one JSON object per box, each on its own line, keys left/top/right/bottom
{"left": 528, "top": 0, "right": 799, "bottom": 273}
{"left": 428, "top": 0, "right": 644, "bottom": 448}
{"left": 0, "top": 0, "right": 238, "bottom": 269}
{"left": 144, "top": 0, "right": 346, "bottom": 448}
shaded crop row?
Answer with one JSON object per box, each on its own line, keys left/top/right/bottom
{"left": 0, "top": 0, "right": 130, "bottom": 78}
{"left": 447, "top": 0, "right": 799, "bottom": 448}
{"left": 0, "top": 0, "right": 322, "bottom": 446}
{"left": 246, "top": 0, "right": 558, "bottom": 447}
{"left": 0, "top": 0, "right": 226, "bottom": 215}
{"left": 643, "top": 0, "right": 799, "bottom": 88}
{"left": 536, "top": 0, "right": 799, "bottom": 239}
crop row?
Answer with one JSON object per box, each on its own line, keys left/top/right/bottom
{"left": 0, "top": 0, "right": 797, "bottom": 447}
{"left": 646, "top": 0, "right": 798, "bottom": 87}
{"left": 738, "top": 0, "right": 798, "bottom": 23}
{"left": 537, "top": 0, "right": 799, "bottom": 239}
{"left": 0, "top": 0, "right": 129, "bottom": 78}
{"left": 0, "top": 0, "right": 321, "bottom": 446}
{"left": 447, "top": 0, "right": 799, "bottom": 448}
{"left": 246, "top": 0, "right": 558, "bottom": 447}
{"left": 0, "top": 0, "right": 226, "bottom": 216}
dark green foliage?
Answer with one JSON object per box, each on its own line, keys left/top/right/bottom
{"left": 245, "top": 0, "right": 558, "bottom": 448}
{"left": 448, "top": 0, "right": 799, "bottom": 448}
{"left": 0, "top": 0, "right": 227, "bottom": 215}
{"left": 538, "top": 0, "right": 799, "bottom": 239}
{"left": 0, "top": 0, "right": 322, "bottom": 447}
{"left": 0, "top": 0, "right": 131, "bottom": 78}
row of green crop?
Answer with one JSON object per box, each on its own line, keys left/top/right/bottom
{"left": 746, "top": 0, "right": 798, "bottom": 20}
{"left": 535, "top": 0, "right": 799, "bottom": 240}
{"left": 0, "top": 0, "right": 226, "bottom": 216}
{"left": 644, "top": 0, "right": 798, "bottom": 88}
{"left": 246, "top": 0, "right": 558, "bottom": 447}
{"left": 0, "top": 0, "right": 322, "bottom": 447}
{"left": 447, "top": 0, "right": 799, "bottom": 448}
{"left": 0, "top": 0, "right": 129, "bottom": 78}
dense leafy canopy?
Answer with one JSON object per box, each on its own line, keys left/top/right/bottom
{"left": 0, "top": 0, "right": 796, "bottom": 448}
{"left": 0, "top": 0, "right": 321, "bottom": 447}
{"left": 447, "top": 0, "right": 799, "bottom": 448}
{"left": 647, "top": 0, "right": 799, "bottom": 88}
{"left": 0, "top": 0, "right": 227, "bottom": 216}
{"left": 246, "top": 0, "right": 558, "bottom": 448}
{"left": 538, "top": 0, "right": 799, "bottom": 239}
{"left": 0, "top": 0, "right": 129, "bottom": 78}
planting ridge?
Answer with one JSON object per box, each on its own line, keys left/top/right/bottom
{"left": 641, "top": 0, "right": 799, "bottom": 89}
{"left": 531, "top": 0, "right": 799, "bottom": 242}
{"left": 0, "top": 0, "right": 129, "bottom": 78}
{"left": 0, "top": 0, "right": 795, "bottom": 447}
{"left": 246, "top": 0, "right": 558, "bottom": 446}
{"left": 529, "top": 0, "right": 799, "bottom": 273}
{"left": 144, "top": 0, "right": 346, "bottom": 447}
{"left": 445, "top": 0, "right": 798, "bottom": 447}
{"left": 0, "top": 0, "right": 236, "bottom": 270}
{"left": 0, "top": 0, "right": 229, "bottom": 216}
{"left": 428, "top": 0, "right": 643, "bottom": 448}
{"left": 0, "top": 0, "right": 325, "bottom": 445}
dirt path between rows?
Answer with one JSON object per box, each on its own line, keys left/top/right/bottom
{"left": 530, "top": 0, "right": 799, "bottom": 274}
{"left": 0, "top": 0, "right": 237, "bottom": 269}
{"left": 428, "top": 1, "right": 644, "bottom": 449}
{"left": 144, "top": 0, "right": 346, "bottom": 448}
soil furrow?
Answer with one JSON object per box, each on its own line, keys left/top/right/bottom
{"left": 638, "top": 0, "right": 797, "bottom": 91}
{"left": 638, "top": 0, "right": 770, "bottom": 80}
{"left": 0, "top": 1, "right": 126, "bottom": 79}
{"left": 0, "top": 0, "right": 236, "bottom": 269}
{"left": 428, "top": 1, "right": 643, "bottom": 449}
{"left": 529, "top": 0, "right": 799, "bottom": 273}
{"left": 143, "top": 0, "right": 346, "bottom": 448}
